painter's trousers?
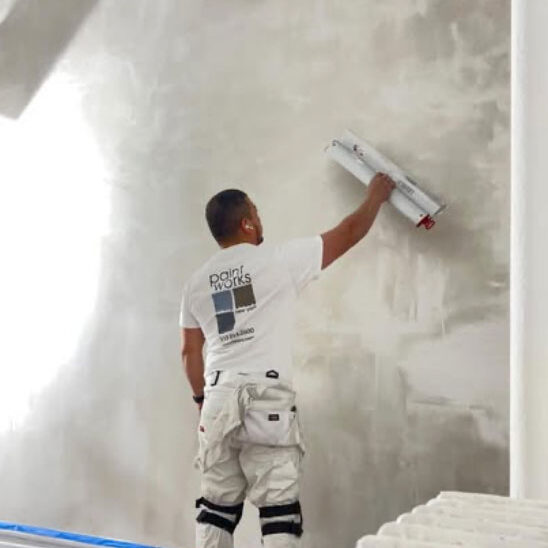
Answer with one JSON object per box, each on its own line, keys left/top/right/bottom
{"left": 195, "top": 371, "right": 305, "bottom": 548}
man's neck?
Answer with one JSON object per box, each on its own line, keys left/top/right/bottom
{"left": 219, "top": 236, "right": 256, "bottom": 249}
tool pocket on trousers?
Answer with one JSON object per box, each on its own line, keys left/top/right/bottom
{"left": 194, "top": 404, "right": 219, "bottom": 472}
{"left": 238, "top": 408, "right": 298, "bottom": 447}
{"left": 195, "top": 421, "right": 208, "bottom": 472}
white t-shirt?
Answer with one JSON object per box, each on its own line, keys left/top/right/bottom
{"left": 179, "top": 236, "right": 323, "bottom": 381}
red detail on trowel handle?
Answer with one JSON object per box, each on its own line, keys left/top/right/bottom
{"left": 417, "top": 215, "right": 436, "bottom": 230}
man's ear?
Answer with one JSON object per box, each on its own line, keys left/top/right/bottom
{"left": 241, "top": 218, "right": 253, "bottom": 232}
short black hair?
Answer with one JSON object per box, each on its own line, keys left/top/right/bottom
{"left": 205, "top": 189, "right": 250, "bottom": 243}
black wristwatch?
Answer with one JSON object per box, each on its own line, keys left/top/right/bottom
{"left": 193, "top": 394, "right": 204, "bottom": 405}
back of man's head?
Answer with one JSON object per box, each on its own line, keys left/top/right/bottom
{"left": 205, "top": 189, "right": 250, "bottom": 244}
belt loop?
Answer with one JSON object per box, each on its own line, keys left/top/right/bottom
{"left": 211, "top": 371, "right": 221, "bottom": 387}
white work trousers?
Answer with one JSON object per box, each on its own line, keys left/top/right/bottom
{"left": 195, "top": 372, "right": 305, "bottom": 548}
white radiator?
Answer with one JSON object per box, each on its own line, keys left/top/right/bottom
{"left": 356, "top": 491, "right": 548, "bottom": 547}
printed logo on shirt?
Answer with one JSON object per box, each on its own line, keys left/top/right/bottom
{"left": 209, "top": 265, "right": 251, "bottom": 291}
{"left": 210, "top": 265, "right": 256, "bottom": 342}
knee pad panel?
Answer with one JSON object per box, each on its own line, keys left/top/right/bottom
{"left": 195, "top": 497, "right": 244, "bottom": 535}
{"left": 259, "top": 501, "right": 303, "bottom": 538}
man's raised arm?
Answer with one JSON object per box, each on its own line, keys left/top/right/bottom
{"left": 321, "top": 173, "right": 395, "bottom": 270}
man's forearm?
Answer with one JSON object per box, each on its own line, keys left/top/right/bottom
{"left": 345, "top": 196, "right": 384, "bottom": 247}
{"left": 183, "top": 350, "right": 205, "bottom": 397}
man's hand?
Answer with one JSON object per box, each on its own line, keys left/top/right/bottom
{"left": 367, "top": 172, "right": 396, "bottom": 205}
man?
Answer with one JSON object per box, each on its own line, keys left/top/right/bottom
{"left": 180, "top": 173, "right": 395, "bottom": 548}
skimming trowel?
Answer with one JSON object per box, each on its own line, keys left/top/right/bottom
{"left": 326, "top": 130, "right": 446, "bottom": 229}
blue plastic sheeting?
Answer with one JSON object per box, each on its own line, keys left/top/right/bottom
{"left": 0, "top": 522, "right": 161, "bottom": 548}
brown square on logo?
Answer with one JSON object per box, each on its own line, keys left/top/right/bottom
{"left": 233, "top": 284, "right": 256, "bottom": 308}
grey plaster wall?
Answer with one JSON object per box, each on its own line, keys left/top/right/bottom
{"left": 0, "top": 1, "right": 510, "bottom": 548}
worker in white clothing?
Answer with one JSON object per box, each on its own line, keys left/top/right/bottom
{"left": 180, "top": 173, "right": 395, "bottom": 547}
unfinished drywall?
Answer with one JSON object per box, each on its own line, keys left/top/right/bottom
{"left": 0, "top": 1, "right": 509, "bottom": 547}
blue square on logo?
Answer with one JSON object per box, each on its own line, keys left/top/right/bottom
{"left": 216, "top": 312, "right": 235, "bottom": 334}
{"left": 212, "top": 290, "right": 233, "bottom": 313}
